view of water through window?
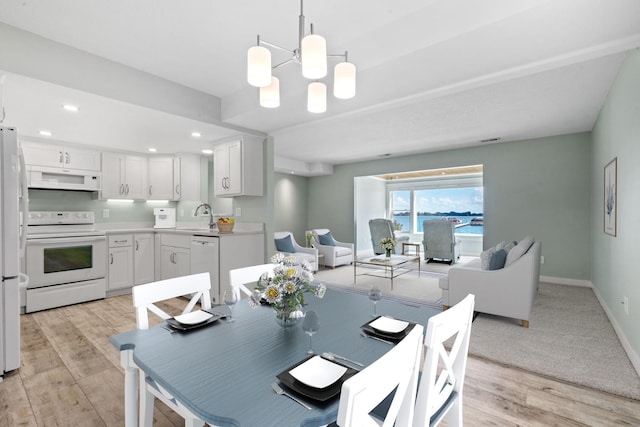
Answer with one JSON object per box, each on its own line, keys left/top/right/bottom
{"left": 391, "top": 187, "right": 483, "bottom": 235}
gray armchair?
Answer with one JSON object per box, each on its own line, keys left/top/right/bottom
{"left": 368, "top": 218, "right": 410, "bottom": 255}
{"left": 422, "top": 219, "right": 460, "bottom": 264}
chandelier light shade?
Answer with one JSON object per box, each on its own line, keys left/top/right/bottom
{"left": 333, "top": 61, "right": 356, "bottom": 99}
{"left": 247, "top": 44, "right": 272, "bottom": 87}
{"left": 301, "top": 33, "right": 327, "bottom": 79}
{"left": 246, "top": 0, "right": 355, "bottom": 112}
{"left": 260, "top": 77, "right": 280, "bottom": 108}
{"left": 307, "top": 81, "right": 327, "bottom": 113}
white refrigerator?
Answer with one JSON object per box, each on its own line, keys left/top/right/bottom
{"left": 1, "top": 127, "right": 27, "bottom": 377}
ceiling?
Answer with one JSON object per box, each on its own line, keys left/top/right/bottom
{"left": 1, "top": 0, "right": 640, "bottom": 175}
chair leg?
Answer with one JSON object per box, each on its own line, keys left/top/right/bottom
{"left": 442, "top": 305, "right": 450, "bottom": 310}
{"left": 521, "top": 319, "right": 529, "bottom": 328}
{"left": 444, "top": 397, "right": 463, "bottom": 427}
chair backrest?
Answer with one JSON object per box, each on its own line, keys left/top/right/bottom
{"left": 337, "top": 324, "right": 425, "bottom": 427}
{"left": 413, "top": 294, "right": 475, "bottom": 427}
{"left": 229, "top": 263, "right": 276, "bottom": 299}
{"left": 369, "top": 219, "right": 394, "bottom": 254}
{"left": 132, "top": 272, "right": 212, "bottom": 330}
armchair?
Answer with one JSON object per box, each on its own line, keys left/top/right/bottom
{"left": 422, "top": 219, "right": 460, "bottom": 264}
{"left": 368, "top": 218, "right": 410, "bottom": 255}
{"left": 273, "top": 231, "right": 318, "bottom": 271}
{"left": 311, "top": 228, "right": 353, "bottom": 268}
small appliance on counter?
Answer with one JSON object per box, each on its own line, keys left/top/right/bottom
{"left": 154, "top": 208, "right": 176, "bottom": 229}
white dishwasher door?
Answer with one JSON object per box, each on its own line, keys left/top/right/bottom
{"left": 190, "top": 236, "right": 220, "bottom": 304}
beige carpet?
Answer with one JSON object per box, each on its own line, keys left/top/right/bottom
{"left": 314, "top": 264, "right": 444, "bottom": 306}
{"left": 469, "top": 282, "right": 640, "bottom": 400}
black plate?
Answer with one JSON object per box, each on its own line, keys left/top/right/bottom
{"left": 276, "top": 355, "right": 359, "bottom": 402}
{"left": 360, "top": 316, "right": 416, "bottom": 343}
{"left": 165, "top": 313, "right": 223, "bottom": 331}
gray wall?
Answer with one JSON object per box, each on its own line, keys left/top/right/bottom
{"left": 591, "top": 49, "right": 640, "bottom": 359}
{"left": 306, "top": 133, "right": 592, "bottom": 281}
{"left": 273, "top": 172, "right": 309, "bottom": 247}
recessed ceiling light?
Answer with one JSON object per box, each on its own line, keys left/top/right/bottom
{"left": 63, "top": 104, "right": 79, "bottom": 112}
{"left": 39, "top": 130, "right": 52, "bottom": 136}
{"left": 191, "top": 132, "right": 201, "bottom": 138}
{"left": 148, "top": 148, "right": 157, "bottom": 152}
{"left": 202, "top": 149, "right": 213, "bottom": 154}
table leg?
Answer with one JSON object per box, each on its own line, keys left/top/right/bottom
{"left": 120, "top": 349, "right": 139, "bottom": 427}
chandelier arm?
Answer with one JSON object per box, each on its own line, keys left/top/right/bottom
{"left": 272, "top": 58, "right": 296, "bottom": 70}
{"left": 259, "top": 39, "right": 296, "bottom": 55}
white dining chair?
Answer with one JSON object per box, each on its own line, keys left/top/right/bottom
{"left": 228, "top": 263, "right": 276, "bottom": 299}
{"left": 413, "top": 294, "right": 475, "bottom": 427}
{"left": 335, "top": 324, "right": 425, "bottom": 427}
{"left": 132, "top": 272, "right": 213, "bottom": 427}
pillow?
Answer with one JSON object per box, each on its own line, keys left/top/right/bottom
{"left": 317, "top": 231, "right": 336, "bottom": 246}
{"left": 495, "top": 241, "right": 507, "bottom": 251}
{"left": 274, "top": 235, "right": 296, "bottom": 253}
{"left": 480, "top": 247, "right": 495, "bottom": 270}
{"left": 505, "top": 236, "right": 534, "bottom": 266}
{"left": 488, "top": 249, "right": 507, "bottom": 270}
{"left": 504, "top": 241, "right": 517, "bottom": 253}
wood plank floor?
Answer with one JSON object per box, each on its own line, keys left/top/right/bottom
{"left": 1, "top": 294, "right": 639, "bottom": 427}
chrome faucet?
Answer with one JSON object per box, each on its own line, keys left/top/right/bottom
{"left": 195, "top": 203, "right": 216, "bottom": 229}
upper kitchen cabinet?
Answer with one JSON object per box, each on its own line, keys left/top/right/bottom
{"left": 148, "top": 156, "right": 178, "bottom": 200}
{"left": 101, "top": 152, "right": 148, "bottom": 199}
{"left": 22, "top": 141, "right": 101, "bottom": 171}
{"left": 148, "top": 154, "right": 202, "bottom": 201}
{"left": 213, "top": 138, "right": 263, "bottom": 197}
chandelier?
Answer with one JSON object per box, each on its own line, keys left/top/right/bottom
{"left": 246, "top": 0, "right": 356, "bottom": 113}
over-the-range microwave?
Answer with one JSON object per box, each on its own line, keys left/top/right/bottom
{"left": 26, "top": 165, "right": 100, "bottom": 191}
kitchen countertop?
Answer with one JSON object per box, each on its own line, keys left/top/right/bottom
{"left": 96, "top": 222, "right": 264, "bottom": 237}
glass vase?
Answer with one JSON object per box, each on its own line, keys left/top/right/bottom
{"left": 274, "top": 303, "right": 302, "bottom": 328}
{"left": 385, "top": 249, "right": 392, "bottom": 257}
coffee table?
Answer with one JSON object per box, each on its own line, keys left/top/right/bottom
{"left": 354, "top": 254, "right": 421, "bottom": 290}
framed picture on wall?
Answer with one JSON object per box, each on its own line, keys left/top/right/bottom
{"left": 604, "top": 157, "right": 617, "bottom": 236}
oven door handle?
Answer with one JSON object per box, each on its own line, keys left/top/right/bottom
{"left": 27, "top": 236, "right": 106, "bottom": 245}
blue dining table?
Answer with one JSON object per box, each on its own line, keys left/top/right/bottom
{"left": 110, "top": 286, "right": 439, "bottom": 427}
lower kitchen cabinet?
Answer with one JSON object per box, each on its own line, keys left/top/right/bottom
{"left": 107, "top": 232, "right": 155, "bottom": 292}
{"left": 157, "top": 233, "right": 191, "bottom": 280}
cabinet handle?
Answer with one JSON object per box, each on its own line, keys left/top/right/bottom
{"left": 135, "top": 240, "right": 139, "bottom": 251}
{"left": 65, "top": 152, "right": 70, "bottom": 164}
{"left": 120, "top": 184, "right": 125, "bottom": 195}
{"left": 170, "top": 252, "right": 175, "bottom": 263}
{"left": 110, "top": 253, "right": 114, "bottom": 264}
{"left": 125, "top": 184, "right": 129, "bottom": 195}
{"left": 59, "top": 151, "right": 64, "bottom": 164}
{"left": 114, "top": 240, "right": 127, "bottom": 244}
{"left": 175, "top": 184, "right": 180, "bottom": 195}
{"left": 149, "top": 185, "right": 152, "bottom": 196}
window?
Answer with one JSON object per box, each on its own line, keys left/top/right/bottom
{"left": 386, "top": 166, "right": 483, "bottom": 236}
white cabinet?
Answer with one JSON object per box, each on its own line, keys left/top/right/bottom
{"left": 101, "top": 152, "right": 148, "bottom": 199}
{"left": 217, "top": 233, "right": 265, "bottom": 301}
{"left": 22, "top": 141, "right": 101, "bottom": 171}
{"left": 213, "top": 138, "right": 263, "bottom": 197}
{"left": 108, "top": 235, "right": 134, "bottom": 291}
{"left": 134, "top": 233, "right": 155, "bottom": 285}
{"left": 179, "top": 154, "right": 202, "bottom": 201}
{"left": 107, "top": 233, "right": 155, "bottom": 291}
{"left": 157, "top": 234, "right": 191, "bottom": 280}
{"left": 148, "top": 156, "right": 178, "bottom": 200}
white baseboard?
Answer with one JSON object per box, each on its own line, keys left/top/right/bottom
{"left": 540, "top": 275, "right": 640, "bottom": 377}
{"left": 539, "top": 275, "right": 592, "bottom": 287}
{"left": 590, "top": 285, "right": 640, "bottom": 378}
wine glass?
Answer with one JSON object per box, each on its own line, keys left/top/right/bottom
{"left": 368, "top": 286, "right": 382, "bottom": 317}
{"left": 302, "top": 310, "right": 320, "bottom": 355}
{"left": 223, "top": 289, "right": 238, "bottom": 322}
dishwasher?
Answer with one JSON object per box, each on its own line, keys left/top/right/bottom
{"left": 190, "top": 236, "right": 220, "bottom": 303}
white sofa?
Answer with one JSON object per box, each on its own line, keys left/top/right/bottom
{"left": 273, "top": 231, "right": 319, "bottom": 272}
{"left": 439, "top": 239, "right": 541, "bottom": 327}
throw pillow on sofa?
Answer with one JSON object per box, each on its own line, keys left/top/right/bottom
{"left": 505, "top": 236, "right": 534, "bottom": 266}
{"left": 275, "top": 235, "right": 296, "bottom": 253}
{"left": 480, "top": 247, "right": 495, "bottom": 270}
{"left": 489, "top": 249, "right": 507, "bottom": 270}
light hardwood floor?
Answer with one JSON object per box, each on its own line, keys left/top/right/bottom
{"left": 1, "top": 294, "right": 639, "bottom": 427}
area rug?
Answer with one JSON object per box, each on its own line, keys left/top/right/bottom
{"left": 314, "top": 265, "right": 444, "bottom": 307}
{"left": 469, "top": 282, "right": 640, "bottom": 400}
